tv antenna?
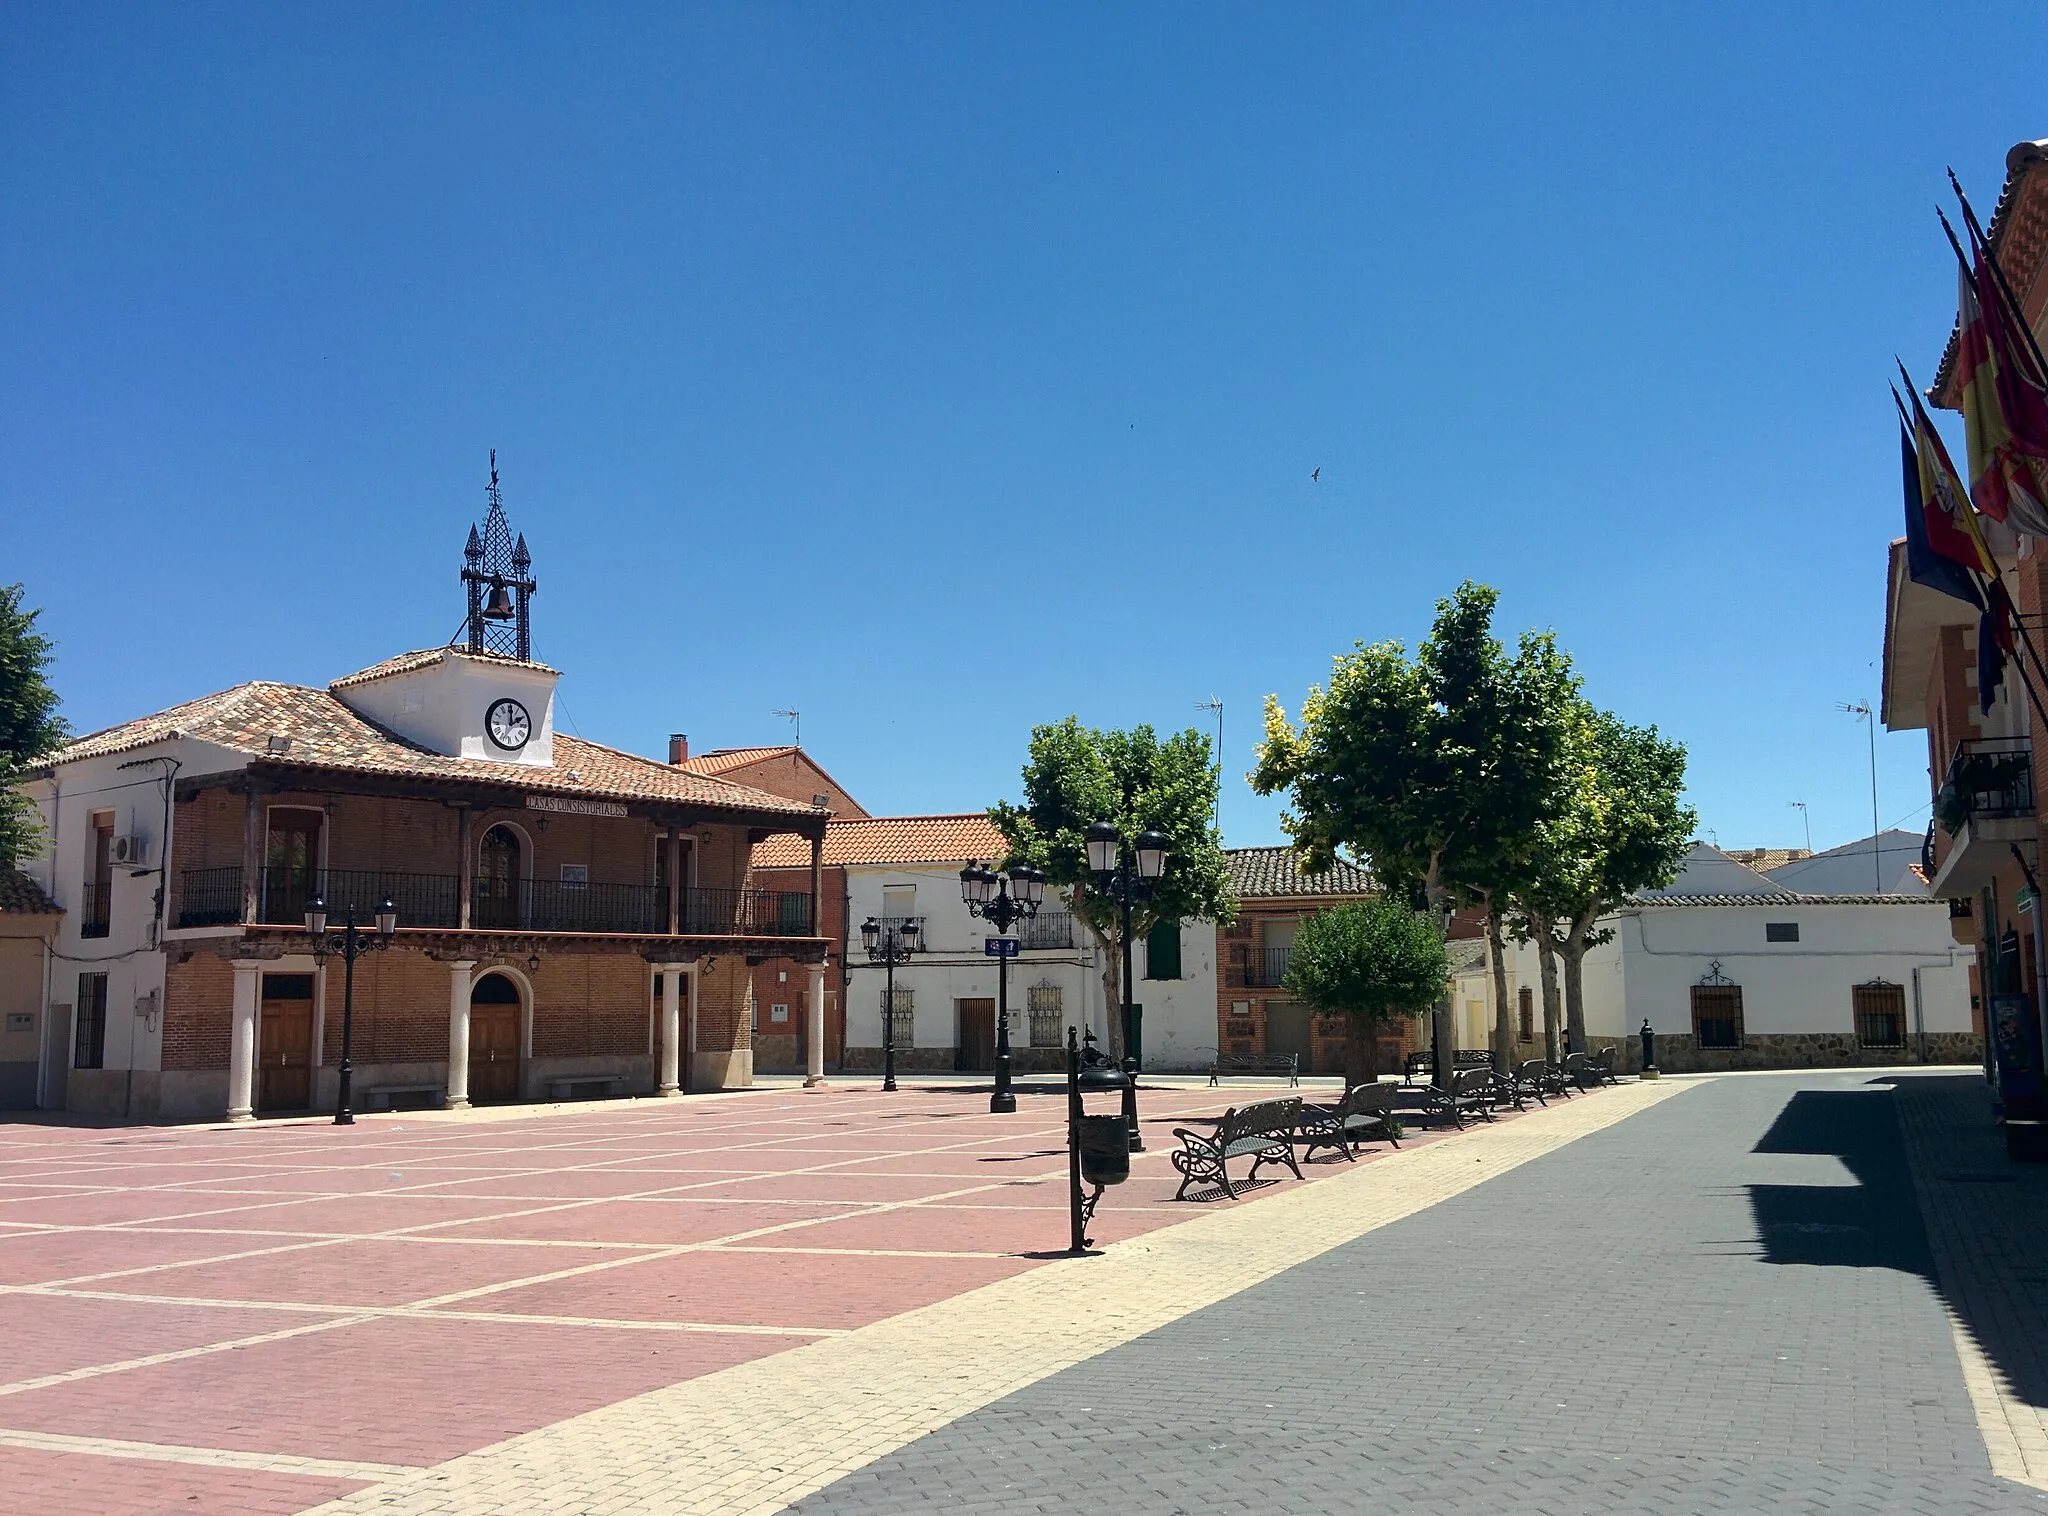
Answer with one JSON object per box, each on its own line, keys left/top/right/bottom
{"left": 1789, "top": 800, "right": 1812, "bottom": 853}
{"left": 1838, "top": 701, "right": 1882, "bottom": 891}
{"left": 1196, "top": 697, "right": 1223, "bottom": 778}
{"left": 772, "top": 709, "right": 800, "bottom": 748}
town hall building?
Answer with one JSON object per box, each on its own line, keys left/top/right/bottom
{"left": 7, "top": 466, "right": 831, "bottom": 1120}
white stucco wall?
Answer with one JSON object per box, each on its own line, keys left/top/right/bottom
{"left": 334, "top": 652, "right": 558, "bottom": 767}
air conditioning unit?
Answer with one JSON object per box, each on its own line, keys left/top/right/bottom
{"left": 109, "top": 834, "right": 152, "bottom": 869}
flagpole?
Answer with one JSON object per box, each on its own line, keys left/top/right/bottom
{"left": 1946, "top": 176, "right": 2048, "bottom": 390}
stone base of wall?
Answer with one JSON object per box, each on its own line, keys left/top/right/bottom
{"left": 753, "top": 1034, "right": 800, "bottom": 1073}
{"left": 1622, "top": 1031, "right": 1984, "bottom": 1075}
{"left": 841, "top": 1046, "right": 958, "bottom": 1073}
{"left": 692, "top": 1049, "right": 752, "bottom": 1090}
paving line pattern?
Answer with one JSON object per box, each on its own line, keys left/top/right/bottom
{"left": 0, "top": 1427, "right": 420, "bottom": 1483}
{"left": 298, "top": 1078, "right": 1686, "bottom": 1516}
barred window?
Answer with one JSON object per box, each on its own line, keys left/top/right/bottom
{"left": 882, "top": 987, "right": 914, "bottom": 1044}
{"left": 1027, "top": 984, "right": 1062, "bottom": 1047}
{"left": 74, "top": 973, "right": 108, "bottom": 1069}
{"left": 1691, "top": 984, "right": 1743, "bottom": 1049}
{"left": 1853, "top": 981, "right": 1906, "bottom": 1048}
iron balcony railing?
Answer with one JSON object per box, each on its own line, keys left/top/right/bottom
{"left": 79, "top": 880, "right": 110, "bottom": 939}
{"left": 1015, "top": 911, "right": 1075, "bottom": 950}
{"left": 174, "top": 868, "right": 815, "bottom": 938}
{"left": 1240, "top": 945, "right": 1292, "bottom": 987}
{"left": 1936, "top": 736, "right": 2035, "bottom": 837}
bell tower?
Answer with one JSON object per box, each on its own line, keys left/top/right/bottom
{"left": 459, "top": 450, "right": 537, "bottom": 661}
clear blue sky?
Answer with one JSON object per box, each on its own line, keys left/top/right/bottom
{"left": 6, "top": 4, "right": 2044, "bottom": 853}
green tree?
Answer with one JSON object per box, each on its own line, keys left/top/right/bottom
{"left": 1282, "top": 897, "right": 1450, "bottom": 1083}
{"left": 1513, "top": 707, "right": 1693, "bottom": 1054}
{"left": 990, "top": 717, "right": 1236, "bottom": 1057}
{"left": 1253, "top": 582, "right": 1580, "bottom": 1074}
{"left": 0, "top": 585, "right": 66, "bottom": 872}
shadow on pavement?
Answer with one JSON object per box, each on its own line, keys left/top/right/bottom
{"left": 1749, "top": 1073, "right": 2048, "bottom": 1413}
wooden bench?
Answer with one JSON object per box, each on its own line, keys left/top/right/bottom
{"left": 1208, "top": 1053, "right": 1300, "bottom": 1087}
{"left": 1171, "top": 1097, "right": 1304, "bottom": 1199}
{"left": 1296, "top": 1081, "right": 1401, "bottom": 1162}
{"left": 362, "top": 1084, "right": 442, "bottom": 1112}
{"left": 1418, "top": 1066, "right": 1498, "bottom": 1129}
{"left": 546, "top": 1076, "right": 625, "bottom": 1102}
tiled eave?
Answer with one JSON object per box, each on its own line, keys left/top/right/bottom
{"left": 174, "top": 762, "right": 827, "bottom": 838}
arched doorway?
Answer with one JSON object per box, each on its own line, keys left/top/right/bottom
{"left": 476, "top": 825, "right": 523, "bottom": 930}
{"left": 468, "top": 972, "right": 523, "bottom": 1103}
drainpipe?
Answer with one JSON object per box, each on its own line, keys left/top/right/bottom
{"left": 1912, "top": 965, "right": 1928, "bottom": 1062}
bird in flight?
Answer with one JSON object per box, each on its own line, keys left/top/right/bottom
{"left": 1311, "top": 467, "right": 1321, "bottom": 482}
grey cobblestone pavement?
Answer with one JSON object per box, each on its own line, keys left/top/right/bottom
{"left": 788, "top": 1072, "right": 2048, "bottom": 1514}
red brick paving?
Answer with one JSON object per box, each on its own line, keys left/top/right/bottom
{"left": 0, "top": 1077, "right": 1583, "bottom": 1514}
{"left": 0, "top": 1446, "right": 366, "bottom": 1516}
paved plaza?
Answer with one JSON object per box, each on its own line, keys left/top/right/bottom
{"left": 2, "top": 1071, "right": 2046, "bottom": 1513}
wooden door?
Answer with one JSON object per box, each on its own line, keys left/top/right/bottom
{"left": 468, "top": 973, "right": 523, "bottom": 1103}
{"left": 1265, "top": 1001, "right": 1313, "bottom": 1074}
{"left": 257, "top": 974, "right": 315, "bottom": 1112}
{"left": 956, "top": 999, "right": 995, "bottom": 1073}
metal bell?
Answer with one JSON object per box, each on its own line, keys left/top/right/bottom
{"left": 482, "top": 581, "right": 515, "bottom": 620}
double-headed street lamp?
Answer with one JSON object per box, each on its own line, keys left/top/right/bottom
{"left": 860, "top": 914, "right": 922, "bottom": 1093}
{"left": 304, "top": 894, "right": 397, "bottom": 1126}
{"left": 1084, "top": 820, "right": 1169, "bottom": 1153}
{"left": 959, "top": 861, "right": 1047, "bottom": 1115}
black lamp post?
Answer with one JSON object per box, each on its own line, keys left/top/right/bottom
{"left": 960, "top": 861, "right": 1047, "bottom": 1115}
{"left": 1085, "top": 820, "right": 1169, "bottom": 1153}
{"left": 860, "top": 914, "right": 921, "bottom": 1092}
{"left": 305, "top": 894, "right": 397, "bottom": 1126}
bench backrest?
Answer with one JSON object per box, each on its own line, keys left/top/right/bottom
{"left": 1515, "top": 1059, "right": 1548, "bottom": 1081}
{"left": 1451, "top": 1066, "right": 1494, "bottom": 1096}
{"left": 1219, "top": 1097, "right": 1301, "bottom": 1142}
{"left": 1343, "top": 1081, "right": 1397, "bottom": 1118}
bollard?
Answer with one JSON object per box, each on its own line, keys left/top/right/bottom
{"left": 1639, "top": 1019, "right": 1660, "bottom": 1080}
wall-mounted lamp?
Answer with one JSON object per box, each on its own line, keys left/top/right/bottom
{"left": 526, "top": 954, "right": 541, "bottom": 973}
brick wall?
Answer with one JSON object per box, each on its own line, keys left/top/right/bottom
{"left": 162, "top": 953, "right": 233, "bottom": 1071}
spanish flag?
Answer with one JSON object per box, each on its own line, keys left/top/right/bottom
{"left": 1956, "top": 245, "right": 2048, "bottom": 537}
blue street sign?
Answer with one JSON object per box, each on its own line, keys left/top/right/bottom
{"left": 985, "top": 936, "right": 1020, "bottom": 958}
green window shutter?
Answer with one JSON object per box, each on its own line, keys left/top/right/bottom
{"left": 1145, "top": 919, "right": 1182, "bottom": 980}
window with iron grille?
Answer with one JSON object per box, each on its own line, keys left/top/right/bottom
{"left": 1026, "top": 984, "right": 1062, "bottom": 1047}
{"left": 74, "top": 973, "right": 107, "bottom": 1069}
{"left": 882, "top": 987, "right": 914, "bottom": 1044}
{"left": 1853, "top": 981, "right": 1906, "bottom": 1048}
{"left": 1691, "top": 984, "right": 1743, "bottom": 1049}
{"left": 1518, "top": 986, "right": 1534, "bottom": 1042}
{"left": 1766, "top": 922, "right": 1799, "bottom": 943}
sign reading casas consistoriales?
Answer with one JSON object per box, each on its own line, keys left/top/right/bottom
{"left": 526, "top": 794, "right": 629, "bottom": 818}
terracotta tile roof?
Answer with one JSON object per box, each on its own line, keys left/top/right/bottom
{"left": 1226, "top": 845, "right": 1375, "bottom": 899}
{"left": 45, "top": 682, "right": 822, "bottom": 819}
{"left": 1722, "top": 847, "right": 1811, "bottom": 874}
{"left": 753, "top": 814, "right": 1007, "bottom": 869}
{"left": 679, "top": 747, "right": 798, "bottom": 776}
{"left": 328, "top": 647, "right": 556, "bottom": 690}
{"left": 0, "top": 871, "right": 60, "bottom": 915}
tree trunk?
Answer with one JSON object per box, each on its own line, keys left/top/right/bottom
{"left": 1485, "top": 904, "right": 1514, "bottom": 1075}
{"left": 1561, "top": 910, "right": 1595, "bottom": 1055}
{"left": 1343, "top": 1014, "right": 1378, "bottom": 1085}
{"left": 1073, "top": 885, "right": 1123, "bottom": 1059}
{"left": 1535, "top": 919, "right": 1562, "bottom": 1064}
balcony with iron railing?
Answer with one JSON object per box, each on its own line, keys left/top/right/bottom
{"left": 1238, "top": 945, "right": 1292, "bottom": 987}
{"left": 1014, "top": 911, "right": 1075, "bottom": 950}
{"left": 79, "top": 880, "right": 110, "bottom": 939}
{"left": 1926, "top": 736, "right": 2037, "bottom": 894}
{"left": 172, "top": 867, "right": 815, "bottom": 938}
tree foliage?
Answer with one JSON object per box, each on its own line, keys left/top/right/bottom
{"left": 0, "top": 585, "right": 65, "bottom": 873}
{"left": 990, "top": 717, "right": 1235, "bottom": 1052}
{"left": 1282, "top": 897, "right": 1449, "bottom": 1080}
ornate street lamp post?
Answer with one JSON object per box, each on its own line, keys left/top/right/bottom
{"left": 304, "top": 894, "right": 397, "bottom": 1126}
{"left": 1085, "top": 820, "right": 1169, "bottom": 1152}
{"left": 860, "top": 914, "right": 921, "bottom": 1093}
{"left": 959, "top": 861, "right": 1047, "bottom": 1115}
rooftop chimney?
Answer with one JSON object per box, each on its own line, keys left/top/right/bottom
{"left": 668, "top": 734, "right": 689, "bottom": 765}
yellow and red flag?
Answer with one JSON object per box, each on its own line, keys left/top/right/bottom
{"left": 1902, "top": 367, "right": 2000, "bottom": 578}
{"left": 1955, "top": 232, "right": 2048, "bottom": 536}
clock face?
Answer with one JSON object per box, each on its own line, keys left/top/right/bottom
{"left": 485, "top": 697, "right": 532, "bottom": 751}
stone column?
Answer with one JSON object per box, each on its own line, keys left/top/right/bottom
{"left": 805, "top": 963, "right": 827, "bottom": 1087}
{"left": 457, "top": 807, "right": 475, "bottom": 930}
{"left": 444, "top": 959, "right": 476, "bottom": 1108}
{"left": 657, "top": 964, "right": 683, "bottom": 1095}
{"left": 228, "top": 959, "right": 261, "bottom": 1121}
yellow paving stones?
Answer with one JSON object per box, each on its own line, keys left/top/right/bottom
{"left": 301, "top": 1078, "right": 1688, "bottom": 1516}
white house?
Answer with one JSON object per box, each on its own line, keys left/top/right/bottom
{"left": 756, "top": 814, "right": 1219, "bottom": 1074}
{"left": 1497, "top": 843, "right": 1976, "bottom": 1071}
